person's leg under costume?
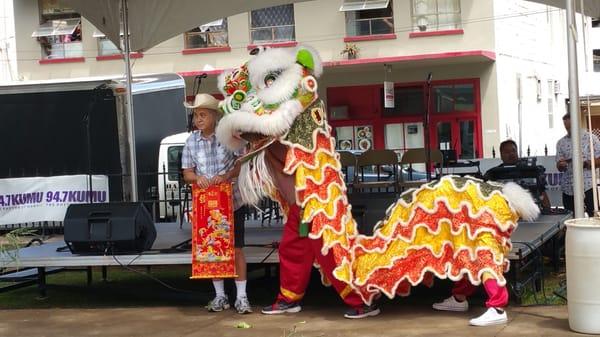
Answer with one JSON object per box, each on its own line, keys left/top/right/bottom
{"left": 274, "top": 204, "right": 313, "bottom": 307}
{"left": 436, "top": 273, "right": 508, "bottom": 326}
{"left": 263, "top": 204, "right": 365, "bottom": 314}
{"left": 451, "top": 275, "right": 508, "bottom": 308}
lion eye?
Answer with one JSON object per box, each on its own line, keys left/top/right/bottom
{"left": 264, "top": 70, "right": 282, "bottom": 87}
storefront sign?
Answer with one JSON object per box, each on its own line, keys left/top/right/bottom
{"left": 384, "top": 81, "right": 394, "bottom": 108}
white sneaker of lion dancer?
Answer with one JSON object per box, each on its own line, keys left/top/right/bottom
{"left": 469, "top": 307, "right": 508, "bottom": 326}
{"left": 432, "top": 296, "right": 469, "bottom": 312}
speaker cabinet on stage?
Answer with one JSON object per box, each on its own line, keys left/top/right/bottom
{"left": 64, "top": 202, "right": 157, "bottom": 254}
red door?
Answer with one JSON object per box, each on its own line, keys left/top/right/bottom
{"left": 430, "top": 117, "right": 479, "bottom": 159}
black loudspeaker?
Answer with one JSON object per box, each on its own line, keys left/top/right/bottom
{"left": 441, "top": 149, "right": 457, "bottom": 165}
{"left": 64, "top": 202, "right": 157, "bottom": 254}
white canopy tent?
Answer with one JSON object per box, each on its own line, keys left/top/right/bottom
{"left": 62, "top": 0, "right": 310, "bottom": 52}
{"left": 61, "top": 0, "right": 309, "bottom": 201}
{"left": 526, "top": 0, "right": 600, "bottom": 17}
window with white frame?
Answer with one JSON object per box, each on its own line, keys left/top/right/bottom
{"left": 33, "top": 0, "right": 82, "bottom": 59}
{"left": 93, "top": 30, "right": 121, "bottom": 56}
{"left": 341, "top": 0, "right": 394, "bottom": 37}
{"left": 594, "top": 49, "right": 600, "bottom": 72}
{"left": 250, "top": 4, "right": 295, "bottom": 44}
{"left": 184, "top": 18, "right": 228, "bottom": 49}
{"left": 411, "top": 0, "right": 461, "bottom": 32}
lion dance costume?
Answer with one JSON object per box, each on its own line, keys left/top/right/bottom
{"left": 215, "top": 45, "right": 540, "bottom": 318}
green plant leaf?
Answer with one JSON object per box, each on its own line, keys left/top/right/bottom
{"left": 235, "top": 321, "right": 252, "bottom": 329}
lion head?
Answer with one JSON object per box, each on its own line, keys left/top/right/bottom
{"left": 215, "top": 45, "right": 324, "bottom": 206}
{"left": 216, "top": 46, "right": 322, "bottom": 151}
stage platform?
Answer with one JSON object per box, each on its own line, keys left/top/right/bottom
{"left": 0, "top": 221, "right": 281, "bottom": 269}
{"left": 507, "top": 213, "right": 570, "bottom": 303}
{"left": 0, "top": 213, "right": 570, "bottom": 300}
{"left": 509, "top": 213, "right": 569, "bottom": 260}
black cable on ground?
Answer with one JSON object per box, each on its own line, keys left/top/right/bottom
{"left": 510, "top": 240, "right": 564, "bottom": 306}
{"left": 553, "top": 277, "right": 567, "bottom": 302}
{"left": 110, "top": 253, "right": 211, "bottom": 296}
{"left": 108, "top": 241, "right": 279, "bottom": 295}
{"left": 55, "top": 240, "right": 278, "bottom": 295}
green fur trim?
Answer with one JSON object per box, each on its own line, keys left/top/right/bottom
{"left": 296, "top": 49, "right": 314, "bottom": 70}
{"left": 264, "top": 89, "right": 299, "bottom": 110}
{"left": 399, "top": 176, "right": 503, "bottom": 204}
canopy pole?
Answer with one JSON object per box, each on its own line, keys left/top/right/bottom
{"left": 586, "top": 95, "right": 598, "bottom": 215}
{"left": 122, "top": 0, "right": 138, "bottom": 202}
{"left": 566, "top": 0, "right": 585, "bottom": 217}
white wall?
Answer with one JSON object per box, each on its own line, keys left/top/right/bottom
{"left": 580, "top": 17, "right": 600, "bottom": 97}
{"left": 0, "top": 0, "right": 15, "bottom": 82}
{"left": 10, "top": 0, "right": 503, "bottom": 157}
{"left": 494, "top": 0, "right": 569, "bottom": 157}
{"left": 6, "top": 0, "right": 595, "bottom": 161}
{"left": 13, "top": 0, "right": 497, "bottom": 80}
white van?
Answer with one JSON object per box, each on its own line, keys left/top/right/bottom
{"left": 157, "top": 132, "right": 190, "bottom": 220}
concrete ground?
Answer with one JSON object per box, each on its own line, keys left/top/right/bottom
{"left": 0, "top": 304, "right": 589, "bottom": 337}
{"left": 1, "top": 220, "right": 585, "bottom": 336}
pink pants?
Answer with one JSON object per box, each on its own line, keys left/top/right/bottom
{"left": 451, "top": 277, "right": 508, "bottom": 308}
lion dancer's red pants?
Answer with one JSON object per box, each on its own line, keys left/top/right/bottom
{"left": 276, "top": 204, "right": 364, "bottom": 309}
{"left": 452, "top": 277, "right": 508, "bottom": 308}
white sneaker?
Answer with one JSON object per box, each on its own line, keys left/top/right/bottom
{"left": 469, "top": 307, "right": 508, "bottom": 326}
{"left": 234, "top": 296, "right": 253, "bottom": 314}
{"left": 432, "top": 296, "right": 469, "bottom": 312}
{"left": 206, "top": 295, "right": 230, "bottom": 312}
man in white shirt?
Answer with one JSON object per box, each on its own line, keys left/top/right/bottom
{"left": 556, "top": 112, "right": 600, "bottom": 216}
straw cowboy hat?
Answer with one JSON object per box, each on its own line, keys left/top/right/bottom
{"left": 184, "top": 93, "right": 219, "bottom": 110}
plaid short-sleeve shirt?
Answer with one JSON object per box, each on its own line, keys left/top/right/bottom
{"left": 556, "top": 130, "right": 600, "bottom": 195}
{"left": 181, "top": 130, "right": 243, "bottom": 209}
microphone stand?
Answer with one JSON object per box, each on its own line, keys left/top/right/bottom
{"left": 84, "top": 84, "right": 106, "bottom": 204}
{"left": 424, "top": 73, "right": 433, "bottom": 181}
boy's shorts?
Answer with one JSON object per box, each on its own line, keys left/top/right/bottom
{"left": 233, "top": 206, "right": 246, "bottom": 248}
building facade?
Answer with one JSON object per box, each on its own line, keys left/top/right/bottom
{"left": 0, "top": 0, "right": 16, "bottom": 82}
{"left": 7, "top": 0, "right": 599, "bottom": 158}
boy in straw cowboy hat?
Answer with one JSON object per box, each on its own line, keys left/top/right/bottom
{"left": 181, "top": 93, "right": 252, "bottom": 314}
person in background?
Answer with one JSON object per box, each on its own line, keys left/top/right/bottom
{"left": 432, "top": 139, "right": 550, "bottom": 327}
{"left": 181, "top": 93, "right": 251, "bottom": 314}
{"left": 485, "top": 139, "right": 551, "bottom": 210}
{"left": 556, "top": 112, "right": 600, "bottom": 217}
{"left": 71, "top": 24, "right": 82, "bottom": 42}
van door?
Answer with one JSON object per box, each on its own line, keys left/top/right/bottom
{"left": 158, "top": 144, "right": 186, "bottom": 220}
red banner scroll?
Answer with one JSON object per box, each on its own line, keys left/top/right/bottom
{"left": 190, "top": 183, "right": 237, "bottom": 279}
